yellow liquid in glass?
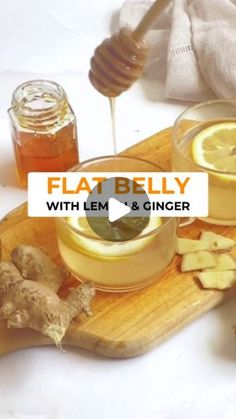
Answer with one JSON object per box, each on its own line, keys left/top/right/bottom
{"left": 172, "top": 122, "right": 236, "bottom": 225}
{"left": 56, "top": 217, "right": 177, "bottom": 292}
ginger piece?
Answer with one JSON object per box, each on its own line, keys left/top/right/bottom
{"left": 196, "top": 271, "right": 236, "bottom": 290}
{"left": 200, "top": 231, "right": 235, "bottom": 252}
{"left": 0, "top": 261, "right": 95, "bottom": 345}
{"left": 0, "top": 262, "right": 24, "bottom": 300}
{"left": 181, "top": 251, "right": 216, "bottom": 272}
{"left": 204, "top": 254, "right": 236, "bottom": 272}
{"left": 176, "top": 238, "right": 211, "bottom": 255}
{"left": 66, "top": 283, "right": 95, "bottom": 317}
{"left": 11, "top": 245, "right": 68, "bottom": 292}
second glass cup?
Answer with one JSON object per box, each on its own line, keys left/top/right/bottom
{"left": 172, "top": 100, "right": 236, "bottom": 226}
{"left": 56, "top": 156, "right": 178, "bottom": 292}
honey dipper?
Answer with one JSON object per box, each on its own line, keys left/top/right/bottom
{"left": 89, "top": 0, "right": 169, "bottom": 97}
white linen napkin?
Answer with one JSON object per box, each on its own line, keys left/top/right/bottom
{"left": 120, "top": 0, "right": 236, "bottom": 101}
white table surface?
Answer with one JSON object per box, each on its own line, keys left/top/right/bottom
{"left": 0, "top": 1, "right": 236, "bottom": 418}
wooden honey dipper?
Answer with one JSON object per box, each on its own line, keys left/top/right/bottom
{"left": 89, "top": 0, "right": 169, "bottom": 97}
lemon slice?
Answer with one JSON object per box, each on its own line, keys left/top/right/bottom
{"left": 67, "top": 216, "right": 162, "bottom": 257}
{"left": 192, "top": 122, "right": 236, "bottom": 173}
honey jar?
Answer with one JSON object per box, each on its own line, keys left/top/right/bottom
{"left": 8, "top": 80, "right": 79, "bottom": 187}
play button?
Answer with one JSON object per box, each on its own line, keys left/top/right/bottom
{"left": 85, "top": 176, "right": 151, "bottom": 242}
{"left": 108, "top": 198, "right": 131, "bottom": 223}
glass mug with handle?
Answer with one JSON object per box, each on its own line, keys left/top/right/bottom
{"left": 172, "top": 100, "right": 236, "bottom": 226}
{"left": 56, "top": 156, "right": 178, "bottom": 292}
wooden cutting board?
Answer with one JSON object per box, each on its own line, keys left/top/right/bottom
{"left": 0, "top": 127, "right": 235, "bottom": 358}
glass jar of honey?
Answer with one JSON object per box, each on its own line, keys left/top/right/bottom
{"left": 8, "top": 80, "right": 79, "bottom": 187}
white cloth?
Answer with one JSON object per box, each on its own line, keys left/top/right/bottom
{"left": 120, "top": 0, "right": 236, "bottom": 101}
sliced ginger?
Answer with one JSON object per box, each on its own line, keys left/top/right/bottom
{"left": 181, "top": 251, "right": 216, "bottom": 272}
{"left": 204, "top": 253, "right": 236, "bottom": 272}
{"left": 176, "top": 238, "right": 211, "bottom": 255}
{"left": 200, "top": 231, "right": 235, "bottom": 251}
{"left": 196, "top": 271, "right": 236, "bottom": 290}
{"left": 177, "top": 233, "right": 235, "bottom": 255}
{"left": 178, "top": 231, "right": 236, "bottom": 291}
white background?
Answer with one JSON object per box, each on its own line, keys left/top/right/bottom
{"left": 0, "top": 1, "right": 235, "bottom": 418}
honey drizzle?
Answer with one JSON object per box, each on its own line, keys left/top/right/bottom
{"left": 109, "top": 97, "right": 117, "bottom": 154}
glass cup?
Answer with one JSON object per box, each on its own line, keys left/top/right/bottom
{"left": 55, "top": 156, "right": 178, "bottom": 292}
{"left": 172, "top": 100, "right": 236, "bottom": 226}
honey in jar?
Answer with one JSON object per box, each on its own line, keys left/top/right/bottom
{"left": 8, "top": 80, "right": 79, "bottom": 187}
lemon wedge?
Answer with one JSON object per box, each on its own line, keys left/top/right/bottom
{"left": 192, "top": 122, "right": 236, "bottom": 173}
{"left": 67, "top": 216, "right": 162, "bottom": 257}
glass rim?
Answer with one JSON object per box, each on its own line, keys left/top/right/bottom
{"left": 8, "top": 79, "right": 69, "bottom": 131}
{"left": 173, "top": 99, "right": 236, "bottom": 176}
{"left": 58, "top": 155, "right": 177, "bottom": 241}
{"left": 11, "top": 79, "right": 66, "bottom": 106}
{"left": 69, "top": 154, "right": 164, "bottom": 172}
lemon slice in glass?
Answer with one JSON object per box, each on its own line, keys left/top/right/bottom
{"left": 192, "top": 122, "right": 236, "bottom": 173}
{"left": 67, "top": 216, "right": 162, "bottom": 257}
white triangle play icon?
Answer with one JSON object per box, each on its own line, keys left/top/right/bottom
{"left": 108, "top": 198, "right": 131, "bottom": 223}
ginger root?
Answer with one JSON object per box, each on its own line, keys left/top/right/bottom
{"left": 0, "top": 248, "right": 95, "bottom": 346}
{"left": 11, "top": 245, "right": 68, "bottom": 292}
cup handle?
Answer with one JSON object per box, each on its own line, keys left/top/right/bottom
{"left": 179, "top": 217, "right": 196, "bottom": 227}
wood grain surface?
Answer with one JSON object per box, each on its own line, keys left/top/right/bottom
{"left": 0, "top": 127, "right": 235, "bottom": 358}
